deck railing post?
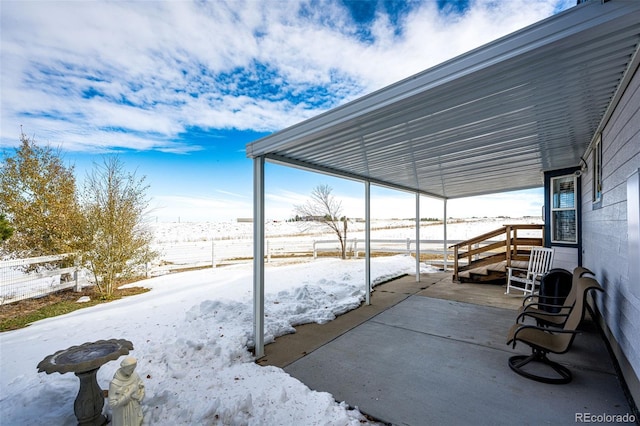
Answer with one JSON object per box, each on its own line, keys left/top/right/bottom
{"left": 453, "top": 245, "right": 459, "bottom": 281}
{"left": 506, "top": 225, "right": 512, "bottom": 269}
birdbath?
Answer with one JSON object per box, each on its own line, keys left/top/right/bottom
{"left": 37, "top": 339, "right": 134, "bottom": 426}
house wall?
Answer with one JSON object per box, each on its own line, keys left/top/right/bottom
{"left": 551, "top": 246, "right": 578, "bottom": 272}
{"left": 582, "top": 65, "right": 640, "bottom": 405}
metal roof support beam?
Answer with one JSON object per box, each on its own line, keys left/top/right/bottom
{"left": 415, "top": 193, "right": 421, "bottom": 282}
{"left": 365, "top": 181, "right": 371, "bottom": 305}
{"left": 253, "top": 156, "right": 265, "bottom": 358}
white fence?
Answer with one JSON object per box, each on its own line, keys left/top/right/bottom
{"left": 1, "top": 238, "right": 457, "bottom": 305}
{"left": 150, "top": 237, "right": 460, "bottom": 274}
{"left": 0, "top": 254, "right": 90, "bottom": 305}
{"left": 312, "top": 238, "right": 457, "bottom": 260}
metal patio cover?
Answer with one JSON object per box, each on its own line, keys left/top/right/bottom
{"left": 246, "top": 0, "right": 640, "bottom": 200}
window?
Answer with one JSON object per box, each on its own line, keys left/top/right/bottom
{"left": 551, "top": 175, "right": 577, "bottom": 244}
{"left": 592, "top": 134, "right": 602, "bottom": 203}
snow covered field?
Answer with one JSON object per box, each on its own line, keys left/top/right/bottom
{"left": 149, "top": 217, "right": 539, "bottom": 243}
{"left": 0, "top": 218, "right": 540, "bottom": 425}
{"left": 148, "top": 217, "right": 541, "bottom": 271}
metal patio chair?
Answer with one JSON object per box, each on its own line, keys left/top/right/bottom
{"left": 506, "top": 275, "right": 604, "bottom": 384}
{"left": 517, "top": 267, "right": 594, "bottom": 328}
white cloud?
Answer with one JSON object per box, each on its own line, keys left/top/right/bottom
{"left": 1, "top": 0, "right": 574, "bottom": 152}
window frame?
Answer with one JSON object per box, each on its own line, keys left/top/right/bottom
{"left": 550, "top": 174, "right": 578, "bottom": 244}
{"left": 592, "top": 133, "right": 603, "bottom": 204}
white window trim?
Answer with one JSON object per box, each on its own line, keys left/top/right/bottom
{"left": 592, "top": 133, "right": 602, "bottom": 203}
{"left": 550, "top": 174, "right": 578, "bottom": 244}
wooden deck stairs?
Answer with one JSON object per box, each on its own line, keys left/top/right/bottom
{"left": 451, "top": 224, "right": 545, "bottom": 284}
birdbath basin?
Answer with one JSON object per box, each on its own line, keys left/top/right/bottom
{"left": 38, "top": 339, "right": 133, "bottom": 426}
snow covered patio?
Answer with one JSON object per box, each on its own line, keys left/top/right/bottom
{"left": 261, "top": 273, "right": 634, "bottom": 425}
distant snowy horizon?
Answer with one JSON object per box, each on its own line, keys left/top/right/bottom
{"left": 146, "top": 214, "right": 543, "bottom": 225}
{"left": 148, "top": 216, "right": 543, "bottom": 242}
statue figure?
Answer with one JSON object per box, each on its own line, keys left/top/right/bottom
{"left": 108, "top": 357, "right": 145, "bottom": 426}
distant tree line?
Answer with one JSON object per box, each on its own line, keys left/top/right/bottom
{"left": 0, "top": 131, "right": 156, "bottom": 298}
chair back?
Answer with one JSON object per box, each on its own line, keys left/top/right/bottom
{"left": 538, "top": 268, "right": 572, "bottom": 313}
{"left": 528, "top": 247, "right": 555, "bottom": 277}
{"left": 554, "top": 276, "right": 604, "bottom": 352}
{"left": 545, "top": 267, "right": 593, "bottom": 312}
{"left": 563, "top": 267, "right": 594, "bottom": 307}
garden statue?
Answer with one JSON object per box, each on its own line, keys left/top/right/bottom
{"left": 108, "top": 357, "right": 145, "bottom": 426}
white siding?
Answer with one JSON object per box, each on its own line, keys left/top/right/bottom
{"left": 582, "top": 66, "right": 640, "bottom": 402}
{"left": 550, "top": 246, "right": 578, "bottom": 272}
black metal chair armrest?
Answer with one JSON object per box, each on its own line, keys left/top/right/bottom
{"left": 516, "top": 310, "right": 569, "bottom": 324}
{"left": 522, "top": 301, "right": 572, "bottom": 311}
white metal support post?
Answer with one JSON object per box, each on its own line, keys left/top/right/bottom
{"left": 443, "top": 199, "right": 448, "bottom": 271}
{"left": 415, "top": 192, "right": 421, "bottom": 282}
{"left": 365, "top": 181, "right": 371, "bottom": 305}
{"left": 253, "top": 157, "right": 265, "bottom": 358}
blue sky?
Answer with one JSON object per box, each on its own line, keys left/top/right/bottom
{"left": 0, "top": 0, "right": 574, "bottom": 221}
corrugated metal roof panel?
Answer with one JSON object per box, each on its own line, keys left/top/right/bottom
{"left": 246, "top": 0, "right": 640, "bottom": 199}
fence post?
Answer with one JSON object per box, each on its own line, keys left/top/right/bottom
{"left": 353, "top": 238, "right": 358, "bottom": 259}
{"left": 74, "top": 270, "right": 80, "bottom": 292}
{"left": 406, "top": 238, "right": 411, "bottom": 256}
{"left": 267, "top": 240, "right": 271, "bottom": 263}
{"left": 73, "top": 257, "right": 81, "bottom": 292}
{"left": 313, "top": 240, "right": 317, "bottom": 259}
{"left": 212, "top": 240, "right": 216, "bottom": 268}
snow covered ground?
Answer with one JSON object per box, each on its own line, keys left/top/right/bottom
{"left": 147, "top": 217, "right": 542, "bottom": 271}
{"left": 148, "top": 217, "right": 540, "bottom": 243}
{"left": 0, "top": 218, "right": 540, "bottom": 425}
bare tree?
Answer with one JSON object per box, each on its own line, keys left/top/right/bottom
{"left": 80, "top": 157, "right": 156, "bottom": 298}
{"left": 295, "top": 184, "right": 349, "bottom": 259}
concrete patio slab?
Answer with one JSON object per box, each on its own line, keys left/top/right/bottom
{"left": 259, "top": 273, "right": 634, "bottom": 425}
{"left": 257, "top": 273, "right": 444, "bottom": 368}
{"left": 285, "top": 296, "right": 630, "bottom": 425}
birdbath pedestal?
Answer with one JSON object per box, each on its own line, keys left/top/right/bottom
{"left": 37, "top": 339, "right": 134, "bottom": 426}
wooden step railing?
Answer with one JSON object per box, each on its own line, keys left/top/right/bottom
{"left": 450, "top": 224, "right": 544, "bottom": 282}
